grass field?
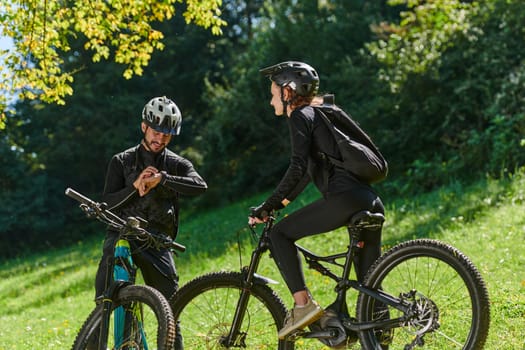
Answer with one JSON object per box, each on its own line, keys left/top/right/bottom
{"left": 0, "top": 172, "right": 524, "bottom": 349}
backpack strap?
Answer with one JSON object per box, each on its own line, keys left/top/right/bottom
{"left": 315, "top": 107, "right": 347, "bottom": 168}
{"left": 314, "top": 100, "right": 388, "bottom": 184}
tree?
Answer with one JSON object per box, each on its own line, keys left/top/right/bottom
{"left": 364, "top": 0, "right": 525, "bottom": 191}
{"left": 197, "top": 0, "right": 397, "bottom": 204}
{"left": 0, "top": 0, "right": 256, "bottom": 258}
{"left": 0, "top": 0, "right": 227, "bottom": 127}
{"left": 366, "top": 0, "right": 479, "bottom": 93}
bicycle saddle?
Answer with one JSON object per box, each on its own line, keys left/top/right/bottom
{"left": 348, "top": 210, "right": 385, "bottom": 230}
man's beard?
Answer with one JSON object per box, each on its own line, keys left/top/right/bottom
{"left": 142, "top": 138, "right": 166, "bottom": 153}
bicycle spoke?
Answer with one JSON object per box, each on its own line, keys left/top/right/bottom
{"left": 357, "top": 240, "right": 489, "bottom": 350}
{"left": 72, "top": 285, "right": 175, "bottom": 350}
{"left": 172, "top": 272, "right": 291, "bottom": 349}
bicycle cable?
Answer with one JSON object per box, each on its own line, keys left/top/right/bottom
{"left": 236, "top": 227, "right": 246, "bottom": 270}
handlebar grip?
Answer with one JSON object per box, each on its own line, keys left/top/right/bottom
{"left": 172, "top": 242, "right": 186, "bottom": 253}
{"left": 65, "top": 187, "right": 95, "bottom": 206}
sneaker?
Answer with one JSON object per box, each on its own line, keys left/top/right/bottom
{"left": 278, "top": 298, "right": 324, "bottom": 339}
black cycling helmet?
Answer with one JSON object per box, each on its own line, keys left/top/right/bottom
{"left": 260, "top": 61, "right": 319, "bottom": 97}
{"left": 142, "top": 96, "right": 182, "bottom": 135}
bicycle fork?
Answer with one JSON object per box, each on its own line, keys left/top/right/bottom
{"left": 221, "top": 240, "right": 268, "bottom": 347}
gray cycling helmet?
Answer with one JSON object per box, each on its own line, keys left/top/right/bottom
{"left": 142, "top": 96, "right": 182, "bottom": 135}
{"left": 260, "top": 61, "right": 319, "bottom": 97}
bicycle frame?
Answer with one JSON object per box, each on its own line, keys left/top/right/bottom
{"left": 170, "top": 207, "right": 489, "bottom": 350}
{"left": 65, "top": 187, "right": 185, "bottom": 350}
{"left": 114, "top": 239, "right": 139, "bottom": 349}
{"left": 222, "top": 216, "right": 412, "bottom": 347}
{"left": 297, "top": 235, "right": 412, "bottom": 334}
{"left": 97, "top": 233, "right": 149, "bottom": 350}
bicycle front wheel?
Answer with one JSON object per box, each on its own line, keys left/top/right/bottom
{"left": 71, "top": 285, "right": 176, "bottom": 350}
{"left": 171, "top": 271, "right": 294, "bottom": 349}
{"left": 356, "top": 239, "right": 490, "bottom": 350}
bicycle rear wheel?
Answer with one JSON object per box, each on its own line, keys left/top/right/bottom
{"left": 171, "top": 271, "right": 294, "bottom": 349}
{"left": 356, "top": 239, "right": 490, "bottom": 350}
{"left": 71, "top": 285, "right": 175, "bottom": 350}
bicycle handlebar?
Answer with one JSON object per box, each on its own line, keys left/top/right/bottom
{"left": 65, "top": 187, "right": 125, "bottom": 224}
{"left": 65, "top": 187, "right": 186, "bottom": 252}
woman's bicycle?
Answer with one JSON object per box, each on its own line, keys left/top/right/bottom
{"left": 65, "top": 188, "right": 185, "bottom": 350}
{"left": 170, "top": 210, "right": 490, "bottom": 349}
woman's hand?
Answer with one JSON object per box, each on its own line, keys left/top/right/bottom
{"left": 248, "top": 216, "right": 266, "bottom": 226}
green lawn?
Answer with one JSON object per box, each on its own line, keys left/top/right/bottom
{"left": 1, "top": 173, "right": 524, "bottom": 349}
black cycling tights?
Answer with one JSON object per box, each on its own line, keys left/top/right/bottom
{"left": 269, "top": 188, "right": 384, "bottom": 294}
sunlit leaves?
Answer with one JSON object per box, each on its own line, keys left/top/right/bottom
{"left": 367, "top": 0, "right": 481, "bottom": 92}
{"left": 184, "top": 0, "right": 227, "bottom": 35}
{"left": 0, "top": 0, "right": 226, "bottom": 122}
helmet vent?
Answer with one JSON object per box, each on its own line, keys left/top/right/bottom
{"left": 260, "top": 61, "right": 319, "bottom": 97}
{"left": 142, "top": 96, "right": 183, "bottom": 135}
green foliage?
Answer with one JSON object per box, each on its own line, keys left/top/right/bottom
{"left": 0, "top": 115, "right": 70, "bottom": 259}
{"left": 198, "top": 0, "right": 394, "bottom": 204}
{"left": 2, "top": 0, "right": 525, "bottom": 257}
{"left": 461, "top": 113, "right": 525, "bottom": 175}
{"left": 367, "top": 0, "right": 479, "bottom": 93}
{"left": 0, "top": 0, "right": 226, "bottom": 111}
{"left": 366, "top": 0, "right": 525, "bottom": 195}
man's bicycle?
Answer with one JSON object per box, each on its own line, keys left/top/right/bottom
{"left": 170, "top": 210, "right": 490, "bottom": 349}
{"left": 65, "top": 188, "right": 185, "bottom": 350}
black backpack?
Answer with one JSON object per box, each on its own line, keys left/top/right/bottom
{"left": 314, "top": 95, "right": 388, "bottom": 184}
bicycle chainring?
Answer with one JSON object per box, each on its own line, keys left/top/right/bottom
{"left": 308, "top": 310, "right": 357, "bottom": 349}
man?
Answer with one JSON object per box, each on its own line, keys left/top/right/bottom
{"left": 95, "top": 96, "right": 207, "bottom": 349}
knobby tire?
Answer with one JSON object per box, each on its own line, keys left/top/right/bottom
{"left": 170, "top": 271, "right": 294, "bottom": 349}
{"left": 356, "top": 239, "right": 490, "bottom": 350}
{"left": 71, "top": 285, "right": 176, "bottom": 350}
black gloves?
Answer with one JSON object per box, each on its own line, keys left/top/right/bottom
{"left": 250, "top": 202, "right": 273, "bottom": 220}
{"left": 250, "top": 199, "right": 286, "bottom": 220}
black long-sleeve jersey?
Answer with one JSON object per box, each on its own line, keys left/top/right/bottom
{"left": 102, "top": 143, "right": 207, "bottom": 237}
{"left": 264, "top": 105, "right": 369, "bottom": 210}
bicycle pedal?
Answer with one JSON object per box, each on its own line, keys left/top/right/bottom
{"left": 286, "top": 329, "right": 306, "bottom": 340}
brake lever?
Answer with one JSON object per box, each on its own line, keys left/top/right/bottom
{"left": 79, "top": 203, "right": 97, "bottom": 218}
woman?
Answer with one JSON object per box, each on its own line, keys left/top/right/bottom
{"left": 249, "top": 61, "right": 385, "bottom": 339}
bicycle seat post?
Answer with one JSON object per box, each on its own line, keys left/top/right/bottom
{"left": 348, "top": 226, "right": 364, "bottom": 253}
{"left": 336, "top": 225, "right": 362, "bottom": 290}
{"left": 341, "top": 211, "right": 385, "bottom": 286}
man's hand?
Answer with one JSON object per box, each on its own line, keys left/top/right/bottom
{"left": 134, "top": 166, "right": 161, "bottom": 196}
{"left": 140, "top": 172, "right": 162, "bottom": 195}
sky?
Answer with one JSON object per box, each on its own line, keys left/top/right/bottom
{"left": 1, "top": 35, "right": 16, "bottom": 104}
{"left": 0, "top": 36, "right": 13, "bottom": 51}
